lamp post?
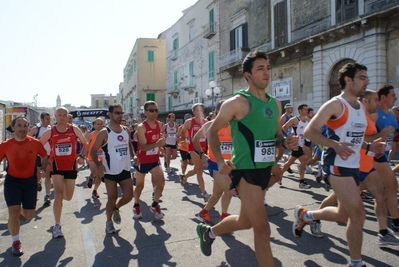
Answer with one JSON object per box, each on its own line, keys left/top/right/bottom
{"left": 205, "top": 81, "right": 221, "bottom": 112}
{"left": 139, "top": 106, "right": 145, "bottom": 122}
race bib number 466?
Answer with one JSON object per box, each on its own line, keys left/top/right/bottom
{"left": 254, "top": 140, "right": 275, "bottom": 163}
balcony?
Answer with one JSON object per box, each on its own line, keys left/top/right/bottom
{"left": 181, "top": 79, "right": 196, "bottom": 94}
{"left": 170, "top": 49, "right": 178, "bottom": 61}
{"left": 220, "top": 47, "right": 249, "bottom": 73}
{"left": 203, "top": 22, "right": 216, "bottom": 39}
{"left": 167, "top": 87, "right": 180, "bottom": 99}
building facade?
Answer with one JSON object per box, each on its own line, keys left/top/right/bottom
{"left": 90, "top": 93, "right": 119, "bottom": 109}
{"left": 122, "top": 38, "right": 166, "bottom": 123}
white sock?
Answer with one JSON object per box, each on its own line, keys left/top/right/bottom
{"left": 303, "top": 211, "right": 314, "bottom": 222}
{"left": 208, "top": 227, "right": 216, "bottom": 239}
{"left": 12, "top": 234, "right": 20, "bottom": 242}
{"left": 350, "top": 258, "right": 364, "bottom": 267}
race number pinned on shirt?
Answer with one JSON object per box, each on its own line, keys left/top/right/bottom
{"left": 254, "top": 140, "right": 276, "bottom": 163}
{"left": 168, "top": 133, "right": 176, "bottom": 138}
{"left": 345, "top": 131, "right": 364, "bottom": 150}
{"left": 116, "top": 147, "right": 128, "bottom": 160}
{"left": 146, "top": 147, "right": 159, "bottom": 155}
{"left": 55, "top": 144, "right": 72, "bottom": 156}
{"left": 386, "top": 135, "right": 394, "bottom": 151}
{"left": 220, "top": 142, "right": 232, "bottom": 155}
{"left": 199, "top": 137, "right": 206, "bottom": 142}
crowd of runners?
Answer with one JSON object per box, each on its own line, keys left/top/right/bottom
{"left": 1, "top": 50, "right": 399, "bottom": 267}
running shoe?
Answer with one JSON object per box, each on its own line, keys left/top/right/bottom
{"left": 196, "top": 223, "right": 214, "bottom": 256}
{"left": 37, "top": 182, "right": 42, "bottom": 192}
{"left": 292, "top": 205, "right": 309, "bottom": 238}
{"left": 105, "top": 221, "right": 116, "bottom": 234}
{"left": 377, "top": 231, "right": 399, "bottom": 247}
{"left": 113, "top": 209, "right": 121, "bottom": 224}
{"left": 92, "top": 190, "right": 100, "bottom": 199}
{"left": 299, "top": 181, "right": 311, "bottom": 189}
{"left": 53, "top": 224, "right": 64, "bottom": 238}
{"left": 310, "top": 221, "right": 323, "bottom": 238}
{"left": 201, "top": 192, "right": 211, "bottom": 202}
{"left": 87, "top": 178, "right": 93, "bottom": 189}
{"left": 44, "top": 194, "right": 51, "bottom": 206}
{"left": 279, "top": 178, "right": 283, "bottom": 186}
{"left": 305, "top": 166, "right": 313, "bottom": 174}
{"left": 196, "top": 212, "right": 213, "bottom": 225}
{"left": 11, "top": 240, "right": 24, "bottom": 256}
{"left": 179, "top": 175, "right": 186, "bottom": 187}
{"left": 150, "top": 205, "right": 164, "bottom": 220}
{"left": 287, "top": 167, "right": 293, "bottom": 174}
{"left": 133, "top": 205, "right": 142, "bottom": 219}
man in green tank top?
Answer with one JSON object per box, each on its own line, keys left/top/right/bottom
{"left": 196, "top": 50, "right": 298, "bottom": 266}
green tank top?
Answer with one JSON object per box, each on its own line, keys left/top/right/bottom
{"left": 230, "top": 90, "right": 278, "bottom": 169}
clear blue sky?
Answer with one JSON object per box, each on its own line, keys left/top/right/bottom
{"left": 0, "top": 0, "right": 197, "bottom": 108}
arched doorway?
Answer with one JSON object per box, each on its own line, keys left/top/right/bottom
{"left": 329, "top": 58, "right": 355, "bottom": 99}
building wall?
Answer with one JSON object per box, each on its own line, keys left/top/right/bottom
{"left": 90, "top": 94, "right": 119, "bottom": 109}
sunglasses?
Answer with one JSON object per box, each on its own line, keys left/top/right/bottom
{"left": 146, "top": 109, "right": 158, "bottom": 113}
{"left": 113, "top": 111, "right": 124, "bottom": 115}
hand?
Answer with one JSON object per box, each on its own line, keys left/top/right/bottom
{"left": 334, "top": 142, "right": 355, "bottom": 160}
{"left": 370, "top": 138, "right": 386, "bottom": 158}
{"left": 217, "top": 160, "right": 236, "bottom": 175}
{"left": 133, "top": 156, "right": 140, "bottom": 166}
{"left": 285, "top": 134, "right": 299, "bottom": 151}
{"left": 157, "top": 138, "right": 166, "bottom": 147}
{"left": 96, "top": 164, "right": 105, "bottom": 178}
{"left": 380, "top": 126, "right": 393, "bottom": 140}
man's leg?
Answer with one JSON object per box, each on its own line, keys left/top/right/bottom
{"left": 374, "top": 161, "right": 399, "bottom": 228}
{"left": 8, "top": 205, "right": 22, "bottom": 236}
{"left": 52, "top": 175, "right": 64, "bottom": 223}
{"left": 149, "top": 166, "right": 165, "bottom": 203}
{"left": 281, "top": 155, "right": 296, "bottom": 173}
{"left": 190, "top": 152, "right": 206, "bottom": 194}
{"left": 62, "top": 178, "right": 76, "bottom": 201}
{"left": 134, "top": 172, "right": 146, "bottom": 204}
{"left": 165, "top": 147, "right": 171, "bottom": 170}
{"left": 104, "top": 179, "right": 118, "bottom": 222}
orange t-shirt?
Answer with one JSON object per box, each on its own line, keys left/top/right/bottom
{"left": 360, "top": 115, "right": 377, "bottom": 173}
{"left": 177, "top": 125, "right": 190, "bottom": 151}
{"left": 87, "top": 131, "right": 103, "bottom": 162}
{"left": 208, "top": 124, "right": 232, "bottom": 162}
{"left": 0, "top": 136, "right": 47, "bottom": 178}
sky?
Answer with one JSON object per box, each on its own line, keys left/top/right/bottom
{"left": 0, "top": 0, "right": 198, "bottom": 108}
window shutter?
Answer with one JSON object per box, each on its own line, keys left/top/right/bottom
{"left": 242, "top": 22, "right": 248, "bottom": 49}
{"left": 230, "top": 30, "right": 235, "bottom": 51}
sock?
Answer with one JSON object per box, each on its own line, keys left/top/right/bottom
{"left": 220, "top": 213, "right": 228, "bottom": 220}
{"left": 152, "top": 201, "right": 158, "bottom": 208}
{"left": 200, "top": 209, "right": 208, "bottom": 215}
{"left": 350, "top": 258, "right": 363, "bottom": 267}
{"left": 134, "top": 203, "right": 140, "bottom": 207}
{"left": 392, "top": 218, "right": 399, "bottom": 227}
{"left": 303, "top": 211, "right": 314, "bottom": 222}
{"left": 208, "top": 227, "right": 216, "bottom": 239}
{"left": 379, "top": 229, "right": 388, "bottom": 236}
{"left": 92, "top": 190, "right": 97, "bottom": 194}
{"left": 11, "top": 234, "right": 20, "bottom": 242}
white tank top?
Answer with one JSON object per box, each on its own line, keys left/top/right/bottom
{"left": 165, "top": 122, "right": 177, "bottom": 145}
{"left": 35, "top": 125, "right": 51, "bottom": 154}
{"left": 322, "top": 96, "right": 367, "bottom": 168}
{"left": 291, "top": 116, "right": 308, "bottom": 147}
{"left": 102, "top": 126, "right": 131, "bottom": 175}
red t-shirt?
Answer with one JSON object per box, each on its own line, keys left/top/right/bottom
{"left": 137, "top": 120, "right": 161, "bottom": 164}
{"left": 49, "top": 125, "right": 77, "bottom": 171}
{"left": 188, "top": 117, "right": 207, "bottom": 152}
{"left": 0, "top": 136, "right": 47, "bottom": 178}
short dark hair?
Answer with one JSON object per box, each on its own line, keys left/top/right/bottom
{"left": 144, "top": 101, "right": 157, "bottom": 111}
{"left": 40, "top": 112, "right": 50, "bottom": 119}
{"left": 11, "top": 116, "right": 29, "bottom": 127}
{"left": 338, "top": 62, "right": 368, "bottom": 89}
{"left": 359, "top": 89, "right": 376, "bottom": 102}
{"left": 308, "top": 108, "right": 314, "bottom": 113}
{"left": 242, "top": 50, "right": 269, "bottom": 78}
{"left": 376, "top": 84, "right": 394, "bottom": 99}
{"left": 109, "top": 104, "right": 122, "bottom": 113}
{"left": 298, "top": 104, "right": 308, "bottom": 111}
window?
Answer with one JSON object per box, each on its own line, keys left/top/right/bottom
{"left": 173, "top": 38, "right": 179, "bottom": 58}
{"left": 208, "top": 51, "right": 214, "bottom": 81}
{"left": 133, "top": 92, "right": 136, "bottom": 107}
{"left": 336, "top": 0, "right": 358, "bottom": 23}
{"left": 95, "top": 100, "right": 99, "bottom": 108}
{"left": 209, "top": 8, "right": 214, "bottom": 33}
{"left": 104, "top": 99, "right": 109, "bottom": 108}
{"left": 147, "top": 50, "right": 154, "bottom": 62}
{"left": 189, "top": 61, "right": 194, "bottom": 86}
{"left": 168, "top": 96, "right": 172, "bottom": 110}
{"left": 129, "top": 97, "right": 133, "bottom": 108}
{"left": 229, "top": 23, "right": 248, "bottom": 51}
{"left": 174, "top": 70, "right": 178, "bottom": 91}
{"left": 133, "top": 58, "right": 136, "bottom": 71}
{"left": 189, "top": 25, "right": 194, "bottom": 41}
{"left": 146, "top": 93, "right": 155, "bottom": 101}
{"left": 274, "top": 1, "right": 287, "bottom": 47}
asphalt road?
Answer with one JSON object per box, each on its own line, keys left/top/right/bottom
{"left": 0, "top": 156, "right": 398, "bottom": 267}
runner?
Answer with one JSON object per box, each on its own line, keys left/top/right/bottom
{"left": 28, "top": 112, "right": 52, "bottom": 206}
{"left": 161, "top": 113, "right": 178, "bottom": 174}
{"left": 85, "top": 118, "right": 105, "bottom": 199}
{"left": 40, "top": 107, "right": 88, "bottom": 238}
{"left": 91, "top": 104, "right": 136, "bottom": 233}
{"left": 388, "top": 106, "right": 399, "bottom": 165}
{"left": 179, "top": 103, "right": 210, "bottom": 201}
{"left": 280, "top": 104, "right": 312, "bottom": 189}
{"left": 196, "top": 50, "right": 298, "bottom": 266}
{"left": 295, "top": 63, "right": 385, "bottom": 267}
{"left": 371, "top": 84, "right": 399, "bottom": 232}
{"left": 276, "top": 103, "right": 294, "bottom": 174}
{"left": 177, "top": 114, "right": 196, "bottom": 186}
{"left": 1, "top": 116, "right": 48, "bottom": 256}
{"left": 132, "top": 101, "right": 165, "bottom": 220}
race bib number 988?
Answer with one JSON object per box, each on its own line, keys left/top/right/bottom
{"left": 254, "top": 140, "right": 276, "bottom": 163}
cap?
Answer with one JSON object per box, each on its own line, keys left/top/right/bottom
{"left": 284, "top": 103, "right": 293, "bottom": 108}
{"left": 184, "top": 113, "right": 192, "bottom": 120}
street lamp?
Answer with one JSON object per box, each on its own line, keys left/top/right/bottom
{"left": 139, "top": 106, "right": 145, "bottom": 121}
{"left": 205, "top": 81, "right": 221, "bottom": 112}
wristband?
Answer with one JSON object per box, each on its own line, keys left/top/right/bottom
{"left": 365, "top": 143, "right": 371, "bottom": 154}
{"left": 79, "top": 154, "right": 86, "bottom": 159}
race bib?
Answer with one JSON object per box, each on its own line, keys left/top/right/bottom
{"left": 116, "top": 147, "right": 128, "bottom": 160}
{"left": 298, "top": 134, "right": 304, "bottom": 147}
{"left": 220, "top": 142, "right": 232, "bottom": 155}
{"left": 254, "top": 140, "right": 276, "bottom": 163}
{"left": 345, "top": 131, "right": 363, "bottom": 150}
{"left": 55, "top": 144, "right": 72, "bottom": 156}
{"left": 386, "top": 135, "right": 394, "bottom": 151}
{"left": 168, "top": 133, "right": 176, "bottom": 138}
{"left": 199, "top": 137, "right": 206, "bottom": 142}
{"left": 146, "top": 147, "right": 159, "bottom": 155}
{"left": 185, "top": 137, "right": 190, "bottom": 143}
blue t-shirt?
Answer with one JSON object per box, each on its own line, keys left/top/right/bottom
{"left": 375, "top": 108, "right": 397, "bottom": 157}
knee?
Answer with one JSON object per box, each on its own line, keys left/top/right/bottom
{"left": 253, "top": 222, "right": 271, "bottom": 237}
{"left": 23, "top": 211, "right": 35, "bottom": 220}
{"left": 350, "top": 208, "right": 366, "bottom": 224}
{"left": 374, "top": 191, "right": 388, "bottom": 205}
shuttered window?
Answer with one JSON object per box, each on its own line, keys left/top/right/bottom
{"left": 229, "top": 22, "right": 248, "bottom": 51}
{"left": 336, "top": 0, "right": 358, "bottom": 24}
{"left": 274, "top": 1, "right": 287, "bottom": 47}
